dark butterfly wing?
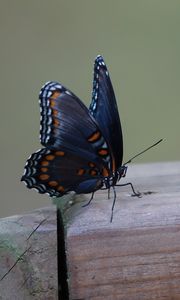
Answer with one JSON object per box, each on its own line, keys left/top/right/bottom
{"left": 22, "top": 148, "right": 104, "bottom": 197}
{"left": 39, "top": 81, "right": 92, "bottom": 148}
{"left": 89, "top": 55, "right": 123, "bottom": 171}
{"left": 39, "top": 82, "right": 111, "bottom": 162}
{"left": 22, "top": 81, "right": 112, "bottom": 196}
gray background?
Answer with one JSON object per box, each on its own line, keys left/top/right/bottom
{"left": 0, "top": 0, "right": 179, "bottom": 217}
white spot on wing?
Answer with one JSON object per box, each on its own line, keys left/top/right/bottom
{"left": 65, "top": 90, "right": 72, "bottom": 96}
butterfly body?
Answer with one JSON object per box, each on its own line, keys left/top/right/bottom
{"left": 22, "top": 55, "right": 125, "bottom": 200}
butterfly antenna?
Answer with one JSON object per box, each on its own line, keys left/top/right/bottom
{"left": 124, "top": 139, "right": 163, "bottom": 165}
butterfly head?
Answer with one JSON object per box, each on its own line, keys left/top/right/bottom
{"left": 102, "top": 165, "right": 127, "bottom": 189}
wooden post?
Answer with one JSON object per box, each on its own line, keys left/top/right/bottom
{"left": 0, "top": 207, "right": 57, "bottom": 299}
{"left": 0, "top": 162, "right": 180, "bottom": 299}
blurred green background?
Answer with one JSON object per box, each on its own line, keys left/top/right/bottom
{"left": 0, "top": 0, "right": 179, "bottom": 217}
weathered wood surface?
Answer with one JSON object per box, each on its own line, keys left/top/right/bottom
{"left": 0, "top": 207, "right": 57, "bottom": 300}
{"left": 0, "top": 161, "right": 180, "bottom": 299}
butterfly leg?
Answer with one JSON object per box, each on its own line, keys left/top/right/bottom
{"left": 82, "top": 192, "right": 95, "bottom": 207}
{"left": 108, "top": 188, "right": 111, "bottom": 199}
{"left": 110, "top": 186, "right": 116, "bottom": 222}
{"left": 116, "top": 182, "right": 141, "bottom": 197}
{"left": 100, "top": 187, "right": 111, "bottom": 198}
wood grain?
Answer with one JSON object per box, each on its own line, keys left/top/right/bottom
{"left": 0, "top": 207, "right": 57, "bottom": 300}
{"left": 67, "top": 161, "right": 180, "bottom": 299}
{"left": 0, "top": 161, "right": 180, "bottom": 299}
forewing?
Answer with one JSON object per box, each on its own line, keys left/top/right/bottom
{"left": 89, "top": 55, "right": 123, "bottom": 170}
{"left": 39, "top": 82, "right": 113, "bottom": 167}
{"left": 39, "top": 81, "right": 94, "bottom": 150}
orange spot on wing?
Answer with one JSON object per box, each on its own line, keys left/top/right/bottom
{"left": 48, "top": 181, "right": 58, "bottom": 187}
{"left": 98, "top": 149, "right": 108, "bottom": 156}
{"left": 112, "top": 157, "right": 116, "bottom": 172}
{"left": 39, "top": 174, "right": 49, "bottom": 180}
{"left": 41, "top": 167, "right": 48, "bottom": 172}
{"left": 88, "top": 131, "right": 101, "bottom": 142}
{"left": 90, "top": 170, "right": 97, "bottom": 176}
{"left": 55, "top": 151, "right": 65, "bottom": 156}
{"left": 51, "top": 91, "right": 61, "bottom": 99}
{"left": 50, "top": 100, "right": 56, "bottom": 107}
{"left": 41, "top": 161, "right": 49, "bottom": 166}
{"left": 88, "top": 162, "right": 95, "bottom": 168}
{"left": 102, "top": 167, "right": 109, "bottom": 177}
{"left": 45, "top": 155, "right": 55, "bottom": 161}
{"left": 53, "top": 119, "right": 59, "bottom": 126}
{"left": 77, "top": 168, "right": 85, "bottom": 175}
{"left": 53, "top": 110, "right": 58, "bottom": 116}
{"left": 57, "top": 185, "right": 65, "bottom": 192}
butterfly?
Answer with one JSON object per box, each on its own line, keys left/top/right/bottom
{"left": 21, "top": 55, "right": 140, "bottom": 221}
